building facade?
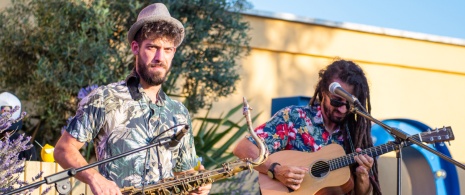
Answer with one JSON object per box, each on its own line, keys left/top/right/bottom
{"left": 212, "top": 10, "right": 465, "bottom": 194}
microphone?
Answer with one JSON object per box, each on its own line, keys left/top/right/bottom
{"left": 168, "top": 125, "right": 189, "bottom": 147}
{"left": 329, "top": 82, "right": 359, "bottom": 105}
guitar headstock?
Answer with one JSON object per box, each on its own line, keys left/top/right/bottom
{"left": 417, "top": 126, "right": 454, "bottom": 144}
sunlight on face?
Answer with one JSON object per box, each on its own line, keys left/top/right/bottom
{"left": 135, "top": 37, "right": 176, "bottom": 86}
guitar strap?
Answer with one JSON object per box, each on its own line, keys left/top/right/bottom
{"left": 345, "top": 123, "right": 355, "bottom": 153}
{"left": 346, "top": 123, "right": 375, "bottom": 177}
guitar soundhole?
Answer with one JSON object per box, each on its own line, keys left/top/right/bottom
{"left": 310, "top": 161, "right": 329, "bottom": 178}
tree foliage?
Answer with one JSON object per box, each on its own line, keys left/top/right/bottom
{"left": 0, "top": 0, "right": 251, "bottom": 144}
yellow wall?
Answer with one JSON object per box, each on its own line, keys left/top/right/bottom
{"left": 219, "top": 14, "right": 465, "bottom": 158}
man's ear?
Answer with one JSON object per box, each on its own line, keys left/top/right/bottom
{"left": 131, "top": 41, "right": 139, "bottom": 55}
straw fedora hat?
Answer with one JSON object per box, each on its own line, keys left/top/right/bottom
{"left": 127, "top": 3, "right": 184, "bottom": 47}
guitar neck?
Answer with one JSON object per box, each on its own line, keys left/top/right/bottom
{"left": 328, "top": 142, "right": 397, "bottom": 171}
{"left": 329, "top": 133, "right": 421, "bottom": 171}
{"left": 327, "top": 126, "right": 453, "bottom": 171}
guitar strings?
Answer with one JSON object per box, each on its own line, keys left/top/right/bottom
{"left": 312, "top": 133, "right": 428, "bottom": 173}
{"left": 310, "top": 143, "right": 398, "bottom": 175}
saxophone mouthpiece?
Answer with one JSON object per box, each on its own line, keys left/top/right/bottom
{"left": 242, "top": 97, "right": 252, "bottom": 116}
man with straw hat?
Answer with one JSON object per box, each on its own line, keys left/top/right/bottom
{"left": 54, "top": 3, "right": 211, "bottom": 195}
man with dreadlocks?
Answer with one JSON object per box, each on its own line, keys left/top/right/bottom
{"left": 234, "top": 59, "right": 381, "bottom": 195}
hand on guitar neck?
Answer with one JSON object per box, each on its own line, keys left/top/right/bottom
{"left": 353, "top": 148, "right": 375, "bottom": 195}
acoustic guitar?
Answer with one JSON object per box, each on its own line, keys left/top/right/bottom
{"left": 259, "top": 126, "right": 454, "bottom": 195}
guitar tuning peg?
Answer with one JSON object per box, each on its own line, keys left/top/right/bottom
{"left": 439, "top": 142, "right": 444, "bottom": 147}
{"left": 448, "top": 141, "right": 451, "bottom": 146}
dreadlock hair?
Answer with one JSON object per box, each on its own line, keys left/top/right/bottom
{"left": 134, "top": 20, "right": 183, "bottom": 47}
{"left": 309, "top": 59, "right": 381, "bottom": 195}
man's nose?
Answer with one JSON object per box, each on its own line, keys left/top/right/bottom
{"left": 337, "top": 104, "right": 348, "bottom": 113}
{"left": 153, "top": 49, "right": 164, "bottom": 63}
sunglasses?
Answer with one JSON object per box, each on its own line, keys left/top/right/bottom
{"left": 330, "top": 98, "right": 349, "bottom": 109}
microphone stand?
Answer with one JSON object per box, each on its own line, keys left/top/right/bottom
{"left": 5, "top": 125, "right": 188, "bottom": 195}
{"left": 348, "top": 103, "right": 465, "bottom": 195}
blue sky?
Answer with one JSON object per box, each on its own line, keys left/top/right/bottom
{"left": 248, "top": 0, "right": 465, "bottom": 40}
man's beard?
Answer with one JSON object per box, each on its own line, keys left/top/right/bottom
{"left": 323, "top": 103, "right": 346, "bottom": 125}
{"left": 137, "top": 57, "right": 170, "bottom": 86}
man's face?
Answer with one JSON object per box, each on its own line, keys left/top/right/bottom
{"left": 132, "top": 37, "right": 176, "bottom": 86}
{"left": 322, "top": 79, "right": 354, "bottom": 124}
{"left": 1, "top": 106, "right": 11, "bottom": 114}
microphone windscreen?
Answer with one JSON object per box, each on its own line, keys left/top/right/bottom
{"left": 329, "top": 82, "right": 341, "bottom": 94}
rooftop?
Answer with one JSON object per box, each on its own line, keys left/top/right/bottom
{"left": 243, "top": 9, "right": 465, "bottom": 46}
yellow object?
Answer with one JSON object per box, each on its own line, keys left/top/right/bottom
{"left": 41, "top": 144, "right": 55, "bottom": 162}
{"left": 194, "top": 156, "right": 202, "bottom": 171}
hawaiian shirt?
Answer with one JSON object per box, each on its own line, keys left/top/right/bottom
{"left": 248, "top": 104, "right": 344, "bottom": 154}
{"left": 65, "top": 71, "right": 197, "bottom": 188}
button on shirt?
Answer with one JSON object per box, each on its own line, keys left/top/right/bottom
{"left": 65, "top": 74, "right": 197, "bottom": 188}
{"left": 248, "top": 104, "right": 344, "bottom": 154}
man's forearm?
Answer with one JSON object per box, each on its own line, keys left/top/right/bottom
{"left": 55, "top": 147, "right": 100, "bottom": 184}
{"left": 53, "top": 135, "right": 103, "bottom": 185}
{"left": 233, "top": 138, "right": 271, "bottom": 174}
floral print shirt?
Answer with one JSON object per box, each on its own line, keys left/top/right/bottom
{"left": 248, "top": 104, "right": 344, "bottom": 154}
{"left": 65, "top": 72, "right": 197, "bottom": 188}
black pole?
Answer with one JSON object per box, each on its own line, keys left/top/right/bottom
{"left": 396, "top": 147, "right": 402, "bottom": 195}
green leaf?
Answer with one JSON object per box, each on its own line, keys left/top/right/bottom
{"left": 193, "top": 101, "right": 261, "bottom": 169}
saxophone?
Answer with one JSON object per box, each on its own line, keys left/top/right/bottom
{"left": 121, "top": 97, "right": 268, "bottom": 195}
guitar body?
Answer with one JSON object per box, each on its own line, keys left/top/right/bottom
{"left": 259, "top": 144, "right": 354, "bottom": 195}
